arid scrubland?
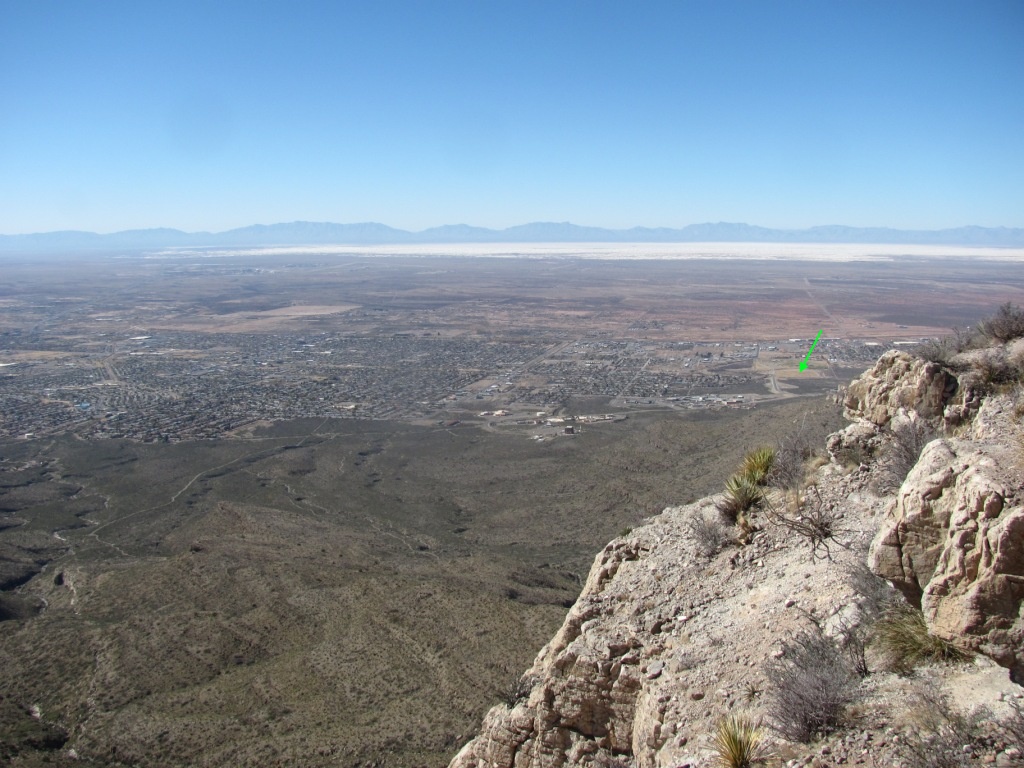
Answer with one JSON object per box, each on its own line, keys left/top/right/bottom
{"left": 2, "top": 251, "right": 1024, "bottom": 767}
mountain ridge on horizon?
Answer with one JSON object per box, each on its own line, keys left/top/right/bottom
{"left": 2, "top": 220, "right": 1024, "bottom": 251}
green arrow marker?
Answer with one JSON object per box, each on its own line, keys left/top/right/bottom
{"left": 799, "top": 330, "right": 823, "bottom": 371}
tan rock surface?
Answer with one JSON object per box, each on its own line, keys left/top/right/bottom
{"left": 868, "top": 392, "right": 1024, "bottom": 681}
{"left": 843, "top": 350, "right": 957, "bottom": 425}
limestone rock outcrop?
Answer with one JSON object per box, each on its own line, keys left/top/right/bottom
{"left": 869, "top": 393, "right": 1024, "bottom": 681}
{"left": 449, "top": 479, "right": 893, "bottom": 768}
{"left": 843, "top": 350, "right": 957, "bottom": 425}
{"left": 451, "top": 342, "right": 1024, "bottom": 768}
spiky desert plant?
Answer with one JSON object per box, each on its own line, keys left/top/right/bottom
{"left": 741, "top": 446, "right": 776, "bottom": 486}
{"left": 718, "top": 473, "right": 763, "bottom": 522}
{"left": 712, "top": 714, "right": 766, "bottom": 768}
{"left": 874, "top": 603, "right": 970, "bottom": 672}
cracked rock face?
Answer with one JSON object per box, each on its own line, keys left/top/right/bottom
{"left": 869, "top": 395, "right": 1024, "bottom": 682}
{"left": 844, "top": 350, "right": 957, "bottom": 426}
{"left": 449, "top": 481, "right": 888, "bottom": 768}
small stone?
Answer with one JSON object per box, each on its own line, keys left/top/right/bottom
{"left": 785, "top": 598, "right": 796, "bottom": 608}
{"left": 690, "top": 691, "right": 704, "bottom": 701}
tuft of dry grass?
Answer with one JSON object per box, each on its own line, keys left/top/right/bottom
{"left": 873, "top": 603, "right": 970, "bottom": 672}
{"left": 712, "top": 714, "right": 767, "bottom": 768}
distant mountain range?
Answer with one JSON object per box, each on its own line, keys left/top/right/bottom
{"left": 2, "top": 221, "right": 1023, "bottom": 251}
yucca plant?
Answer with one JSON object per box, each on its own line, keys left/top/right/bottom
{"left": 874, "top": 603, "right": 970, "bottom": 672}
{"left": 741, "top": 446, "right": 776, "bottom": 486}
{"left": 718, "top": 473, "right": 763, "bottom": 522}
{"left": 712, "top": 714, "right": 765, "bottom": 768}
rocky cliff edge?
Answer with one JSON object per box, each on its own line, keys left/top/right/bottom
{"left": 449, "top": 347, "right": 1024, "bottom": 768}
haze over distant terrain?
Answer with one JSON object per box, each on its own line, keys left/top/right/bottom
{"left": 2, "top": 221, "right": 1024, "bottom": 252}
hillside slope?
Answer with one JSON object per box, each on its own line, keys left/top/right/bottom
{"left": 450, "top": 346, "right": 1024, "bottom": 768}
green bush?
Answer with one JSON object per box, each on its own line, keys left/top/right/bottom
{"left": 717, "top": 473, "right": 763, "bottom": 522}
{"left": 740, "top": 446, "right": 776, "bottom": 486}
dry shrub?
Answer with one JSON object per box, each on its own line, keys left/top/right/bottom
{"left": 764, "top": 628, "right": 857, "bottom": 742}
{"left": 768, "top": 427, "right": 820, "bottom": 492}
{"left": 688, "top": 508, "right": 731, "bottom": 557}
{"left": 979, "top": 301, "right": 1024, "bottom": 343}
{"left": 914, "top": 325, "right": 982, "bottom": 365}
{"left": 871, "top": 418, "right": 936, "bottom": 493}
{"left": 1004, "top": 698, "right": 1024, "bottom": 751}
{"left": 761, "top": 485, "right": 849, "bottom": 561}
{"left": 898, "top": 682, "right": 990, "bottom": 768}
{"left": 834, "top": 441, "right": 872, "bottom": 469}
{"left": 499, "top": 673, "right": 537, "bottom": 708}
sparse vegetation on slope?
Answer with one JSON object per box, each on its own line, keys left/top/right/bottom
{"left": 899, "top": 683, "right": 992, "bottom": 768}
{"left": 687, "top": 508, "right": 731, "bottom": 557}
{"left": 761, "top": 484, "right": 849, "bottom": 560}
{"left": 871, "top": 417, "right": 936, "bottom": 493}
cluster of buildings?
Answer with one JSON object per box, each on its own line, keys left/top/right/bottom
{"left": 0, "top": 326, "right": 907, "bottom": 443}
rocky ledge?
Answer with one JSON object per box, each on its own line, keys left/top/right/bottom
{"left": 449, "top": 347, "right": 1024, "bottom": 768}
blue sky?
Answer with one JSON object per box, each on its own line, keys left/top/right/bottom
{"left": 1, "top": 1, "right": 1022, "bottom": 234}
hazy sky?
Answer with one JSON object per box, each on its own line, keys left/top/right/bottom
{"left": 1, "top": 1, "right": 1022, "bottom": 234}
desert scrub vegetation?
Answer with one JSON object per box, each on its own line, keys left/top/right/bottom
{"left": 717, "top": 473, "right": 763, "bottom": 523}
{"left": 768, "top": 422, "right": 829, "bottom": 492}
{"left": 717, "top": 447, "right": 775, "bottom": 523}
{"left": 915, "top": 303, "right": 1024, "bottom": 365}
{"left": 873, "top": 602, "right": 970, "bottom": 673}
{"left": 764, "top": 627, "right": 857, "bottom": 742}
{"left": 688, "top": 508, "right": 731, "bottom": 557}
{"left": 711, "top": 714, "right": 767, "bottom": 768}
{"left": 499, "top": 673, "right": 537, "bottom": 708}
{"left": 761, "top": 485, "right": 849, "bottom": 561}
{"left": 978, "top": 301, "right": 1024, "bottom": 343}
{"left": 914, "top": 326, "right": 982, "bottom": 365}
{"left": 898, "top": 683, "right": 993, "bottom": 768}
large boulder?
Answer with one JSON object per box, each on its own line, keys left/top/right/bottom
{"left": 869, "top": 397, "right": 1024, "bottom": 681}
{"left": 844, "top": 350, "right": 957, "bottom": 426}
